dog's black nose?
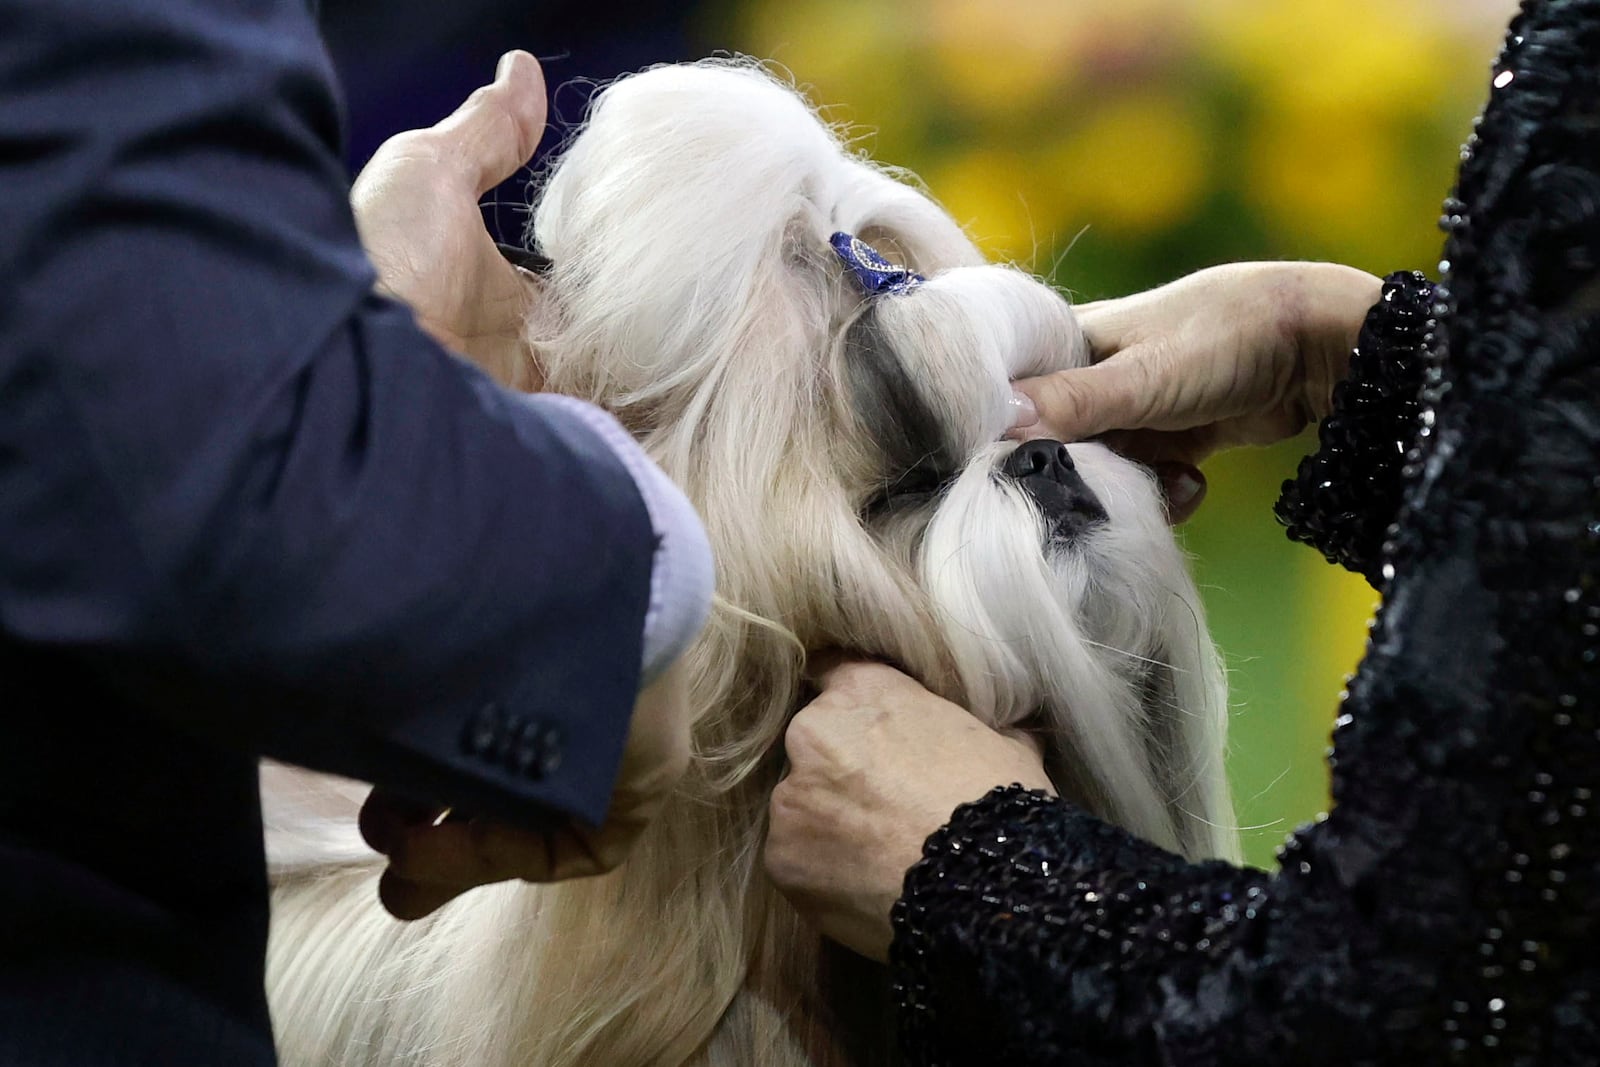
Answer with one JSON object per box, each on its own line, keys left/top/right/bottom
{"left": 1001, "top": 438, "right": 1108, "bottom": 538}
{"left": 1001, "top": 439, "right": 1076, "bottom": 482}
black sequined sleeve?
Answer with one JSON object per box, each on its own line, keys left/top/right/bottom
{"left": 891, "top": 4, "right": 1600, "bottom": 1064}
{"left": 1275, "top": 271, "right": 1435, "bottom": 588}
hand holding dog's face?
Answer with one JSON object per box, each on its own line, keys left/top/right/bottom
{"left": 1012, "top": 261, "right": 1383, "bottom": 521}
{"left": 766, "top": 657, "right": 1054, "bottom": 962}
{"left": 350, "top": 50, "right": 549, "bottom": 392}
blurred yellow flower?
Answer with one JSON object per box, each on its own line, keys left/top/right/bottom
{"left": 1042, "top": 92, "right": 1212, "bottom": 237}
{"left": 1193, "top": 0, "right": 1461, "bottom": 116}
{"left": 1245, "top": 102, "right": 1460, "bottom": 272}
{"left": 1246, "top": 107, "right": 1394, "bottom": 248}
{"left": 922, "top": 147, "right": 1042, "bottom": 261}
{"left": 736, "top": 0, "right": 916, "bottom": 145}
{"left": 923, "top": 0, "right": 1084, "bottom": 119}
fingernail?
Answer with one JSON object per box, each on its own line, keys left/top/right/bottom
{"left": 1155, "top": 462, "right": 1206, "bottom": 517}
{"left": 1168, "top": 468, "right": 1203, "bottom": 507}
{"left": 496, "top": 51, "right": 517, "bottom": 81}
{"left": 1008, "top": 389, "right": 1039, "bottom": 430}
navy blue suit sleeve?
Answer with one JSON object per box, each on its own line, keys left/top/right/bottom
{"left": 0, "top": 0, "right": 655, "bottom": 826}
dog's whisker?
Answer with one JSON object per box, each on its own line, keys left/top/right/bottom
{"left": 1077, "top": 638, "right": 1186, "bottom": 673}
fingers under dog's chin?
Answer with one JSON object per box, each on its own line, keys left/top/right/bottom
{"left": 359, "top": 790, "right": 446, "bottom": 856}
{"left": 1154, "top": 462, "right": 1208, "bottom": 524}
{"left": 545, "top": 827, "right": 613, "bottom": 882}
{"left": 377, "top": 869, "right": 463, "bottom": 922}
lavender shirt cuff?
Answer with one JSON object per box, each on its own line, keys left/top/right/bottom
{"left": 524, "top": 395, "right": 714, "bottom": 686}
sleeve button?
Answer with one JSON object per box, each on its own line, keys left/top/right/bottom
{"left": 462, "top": 703, "right": 504, "bottom": 758}
{"left": 536, "top": 724, "right": 564, "bottom": 778}
{"left": 507, "top": 717, "right": 545, "bottom": 778}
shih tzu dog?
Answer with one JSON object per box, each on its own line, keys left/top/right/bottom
{"left": 263, "top": 60, "right": 1239, "bottom": 1067}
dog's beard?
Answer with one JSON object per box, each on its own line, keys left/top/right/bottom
{"left": 870, "top": 436, "right": 1207, "bottom": 854}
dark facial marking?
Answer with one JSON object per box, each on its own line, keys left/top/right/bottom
{"left": 841, "top": 309, "right": 961, "bottom": 515}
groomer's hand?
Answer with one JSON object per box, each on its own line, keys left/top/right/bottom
{"left": 766, "top": 657, "right": 1054, "bottom": 962}
{"left": 351, "top": 50, "right": 547, "bottom": 391}
{"left": 360, "top": 660, "right": 692, "bottom": 920}
{"left": 1013, "top": 262, "right": 1381, "bottom": 522}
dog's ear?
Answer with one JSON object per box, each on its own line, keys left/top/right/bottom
{"left": 836, "top": 160, "right": 986, "bottom": 275}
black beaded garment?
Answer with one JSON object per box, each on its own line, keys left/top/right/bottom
{"left": 1276, "top": 269, "right": 1435, "bottom": 589}
{"left": 890, "top": 2, "right": 1600, "bottom": 1064}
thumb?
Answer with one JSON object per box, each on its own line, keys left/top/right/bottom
{"left": 431, "top": 50, "right": 549, "bottom": 197}
{"left": 1010, "top": 356, "right": 1159, "bottom": 443}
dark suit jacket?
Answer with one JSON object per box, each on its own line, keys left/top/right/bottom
{"left": 0, "top": 1, "right": 656, "bottom": 1062}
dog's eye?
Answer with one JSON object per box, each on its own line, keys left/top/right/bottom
{"left": 861, "top": 458, "right": 956, "bottom": 519}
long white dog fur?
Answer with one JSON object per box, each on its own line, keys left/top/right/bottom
{"left": 263, "top": 59, "right": 1240, "bottom": 1066}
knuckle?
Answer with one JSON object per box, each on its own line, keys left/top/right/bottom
{"left": 463, "top": 81, "right": 504, "bottom": 114}
{"left": 768, "top": 777, "right": 801, "bottom": 823}
{"left": 785, "top": 707, "right": 847, "bottom": 762}
{"left": 763, "top": 855, "right": 793, "bottom": 891}
{"left": 783, "top": 706, "right": 824, "bottom": 751}
{"left": 826, "top": 660, "right": 896, "bottom": 699}
{"left": 374, "top": 128, "right": 437, "bottom": 164}
{"left": 762, "top": 839, "right": 801, "bottom": 891}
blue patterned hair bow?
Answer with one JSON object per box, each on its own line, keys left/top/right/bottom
{"left": 829, "top": 232, "right": 925, "bottom": 296}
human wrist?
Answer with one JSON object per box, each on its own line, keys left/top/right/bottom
{"left": 1292, "top": 263, "right": 1385, "bottom": 422}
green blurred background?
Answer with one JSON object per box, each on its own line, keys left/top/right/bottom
{"left": 709, "top": 0, "right": 1519, "bottom": 867}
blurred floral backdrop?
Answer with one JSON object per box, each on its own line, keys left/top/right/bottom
{"left": 700, "top": 0, "right": 1521, "bottom": 866}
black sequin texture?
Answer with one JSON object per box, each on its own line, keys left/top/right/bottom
{"left": 1275, "top": 270, "right": 1435, "bottom": 588}
{"left": 890, "top": 3, "right": 1600, "bottom": 1063}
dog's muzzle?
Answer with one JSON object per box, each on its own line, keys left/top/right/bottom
{"left": 1001, "top": 440, "right": 1109, "bottom": 539}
